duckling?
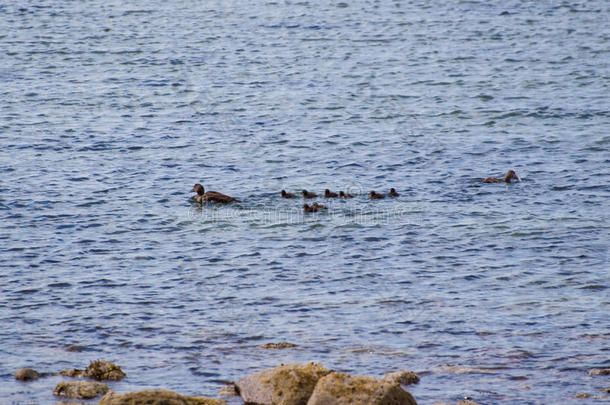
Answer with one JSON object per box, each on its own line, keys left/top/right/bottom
{"left": 339, "top": 191, "right": 354, "bottom": 198}
{"left": 302, "top": 189, "right": 317, "bottom": 199}
{"left": 303, "top": 203, "right": 318, "bottom": 213}
{"left": 324, "top": 189, "right": 339, "bottom": 198}
{"left": 192, "top": 184, "right": 239, "bottom": 204}
{"left": 370, "top": 190, "right": 385, "bottom": 199}
{"left": 312, "top": 202, "right": 327, "bottom": 210}
{"left": 388, "top": 188, "right": 400, "bottom": 197}
{"left": 483, "top": 170, "right": 520, "bottom": 184}
{"left": 281, "top": 190, "right": 296, "bottom": 198}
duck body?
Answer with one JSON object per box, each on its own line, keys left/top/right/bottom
{"left": 302, "top": 189, "right": 317, "bottom": 199}
{"left": 339, "top": 191, "right": 354, "bottom": 198}
{"left": 483, "top": 170, "right": 519, "bottom": 184}
{"left": 312, "top": 202, "right": 327, "bottom": 210}
{"left": 324, "top": 189, "right": 338, "bottom": 198}
{"left": 303, "top": 203, "right": 318, "bottom": 213}
{"left": 370, "top": 190, "right": 385, "bottom": 199}
{"left": 281, "top": 190, "right": 296, "bottom": 198}
{"left": 192, "top": 184, "right": 239, "bottom": 204}
{"left": 388, "top": 188, "right": 400, "bottom": 197}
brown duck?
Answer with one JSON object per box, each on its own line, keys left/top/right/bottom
{"left": 483, "top": 170, "right": 520, "bottom": 183}
{"left": 370, "top": 190, "right": 385, "bottom": 199}
{"left": 388, "top": 188, "right": 399, "bottom": 197}
{"left": 312, "top": 202, "right": 327, "bottom": 210}
{"left": 324, "top": 189, "right": 338, "bottom": 198}
{"left": 281, "top": 190, "right": 296, "bottom": 198}
{"left": 303, "top": 203, "right": 318, "bottom": 213}
{"left": 339, "top": 191, "right": 354, "bottom": 198}
{"left": 192, "top": 184, "right": 239, "bottom": 204}
{"left": 302, "top": 189, "right": 317, "bottom": 199}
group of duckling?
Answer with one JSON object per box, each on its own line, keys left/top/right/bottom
{"left": 281, "top": 188, "right": 400, "bottom": 213}
{"left": 191, "top": 170, "right": 520, "bottom": 211}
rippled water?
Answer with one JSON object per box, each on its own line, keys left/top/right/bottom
{"left": 1, "top": 1, "right": 609, "bottom": 404}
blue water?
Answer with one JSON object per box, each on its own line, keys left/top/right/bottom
{"left": 1, "top": 1, "right": 609, "bottom": 404}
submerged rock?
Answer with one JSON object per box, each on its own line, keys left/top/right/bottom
{"left": 99, "top": 390, "right": 226, "bottom": 405}
{"left": 260, "top": 342, "right": 298, "bottom": 349}
{"left": 382, "top": 370, "right": 420, "bottom": 386}
{"left": 307, "top": 372, "right": 417, "bottom": 405}
{"left": 60, "top": 369, "right": 84, "bottom": 378}
{"left": 236, "top": 362, "right": 331, "bottom": 405}
{"left": 53, "top": 381, "right": 109, "bottom": 399}
{"left": 589, "top": 368, "right": 610, "bottom": 376}
{"left": 218, "top": 383, "right": 239, "bottom": 397}
{"left": 14, "top": 368, "right": 40, "bottom": 381}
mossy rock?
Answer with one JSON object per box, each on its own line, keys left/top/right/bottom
{"left": 60, "top": 368, "right": 84, "bottom": 378}
{"left": 236, "top": 362, "right": 331, "bottom": 405}
{"left": 99, "top": 390, "right": 226, "bottom": 405}
{"left": 382, "top": 370, "right": 420, "bottom": 386}
{"left": 84, "top": 360, "right": 126, "bottom": 381}
{"left": 14, "top": 368, "right": 40, "bottom": 381}
{"left": 53, "top": 381, "right": 109, "bottom": 399}
{"left": 307, "top": 372, "right": 417, "bottom": 405}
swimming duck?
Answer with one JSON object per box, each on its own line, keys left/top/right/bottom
{"left": 281, "top": 190, "right": 296, "bottom": 198}
{"left": 370, "top": 190, "right": 385, "bottom": 199}
{"left": 388, "top": 188, "right": 400, "bottom": 197}
{"left": 324, "top": 189, "right": 339, "bottom": 198}
{"left": 312, "top": 202, "right": 328, "bottom": 210}
{"left": 483, "top": 170, "right": 520, "bottom": 183}
{"left": 192, "top": 184, "right": 239, "bottom": 204}
{"left": 302, "top": 189, "right": 317, "bottom": 198}
{"left": 303, "top": 203, "right": 318, "bottom": 213}
{"left": 339, "top": 191, "right": 354, "bottom": 198}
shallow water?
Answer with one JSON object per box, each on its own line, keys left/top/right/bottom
{"left": 1, "top": 0, "right": 609, "bottom": 403}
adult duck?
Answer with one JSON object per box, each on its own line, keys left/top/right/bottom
{"left": 303, "top": 203, "right": 318, "bottom": 213}
{"left": 483, "top": 170, "right": 520, "bottom": 184}
{"left": 312, "top": 202, "right": 328, "bottom": 210}
{"left": 339, "top": 191, "right": 354, "bottom": 198}
{"left": 370, "top": 190, "right": 385, "bottom": 199}
{"left": 324, "top": 189, "right": 339, "bottom": 198}
{"left": 302, "top": 189, "right": 317, "bottom": 199}
{"left": 388, "top": 188, "right": 400, "bottom": 197}
{"left": 281, "top": 190, "right": 296, "bottom": 198}
{"left": 192, "top": 184, "right": 239, "bottom": 204}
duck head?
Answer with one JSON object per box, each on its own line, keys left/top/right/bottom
{"left": 504, "top": 170, "right": 520, "bottom": 183}
{"left": 192, "top": 184, "right": 205, "bottom": 195}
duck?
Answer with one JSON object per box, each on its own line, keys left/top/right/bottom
{"left": 388, "top": 188, "right": 400, "bottom": 197}
{"left": 192, "top": 184, "right": 239, "bottom": 204}
{"left": 324, "top": 189, "right": 339, "bottom": 198}
{"left": 339, "top": 191, "right": 354, "bottom": 198}
{"left": 312, "top": 202, "right": 328, "bottom": 210}
{"left": 302, "top": 189, "right": 317, "bottom": 199}
{"left": 281, "top": 190, "right": 296, "bottom": 198}
{"left": 483, "top": 170, "right": 520, "bottom": 184}
{"left": 370, "top": 190, "right": 385, "bottom": 199}
{"left": 303, "top": 203, "right": 318, "bottom": 213}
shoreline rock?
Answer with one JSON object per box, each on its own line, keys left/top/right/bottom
{"left": 53, "top": 381, "right": 109, "bottom": 400}
{"left": 14, "top": 368, "right": 40, "bottom": 381}
{"left": 99, "top": 390, "right": 226, "bottom": 405}
{"left": 60, "top": 360, "right": 126, "bottom": 381}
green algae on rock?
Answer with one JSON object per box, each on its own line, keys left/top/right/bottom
{"left": 14, "top": 368, "right": 40, "bottom": 381}
{"left": 307, "top": 372, "right": 417, "bottom": 405}
{"left": 99, "top": 390, "right": 227, "bottom": 405}
{"left": 53, "top": 381, "right": 109, "bottom": 399}
{"left": 236, "top": 362, "right": 331, "bottom": 405}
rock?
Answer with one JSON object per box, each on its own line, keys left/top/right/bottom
{"left": 14, "top": 368, "right": 40, "bottom": 381}
{"left": 307, "top": 372, "right": 417, "bottom": 405}
{"left": 60, "top": 369, "right": 84, "bottom": 378}
{"left": 260, "top": 342, "right": 298, "bottom": 349}
{"left": 53, "top": 381, "right": 109, "bottom": 399}
{"left": 218, "top": 383, "right": 239, "bottom": 397}
{"left": 574, "top": 393, "right": 591, "bottom": 398}
{"left": 236, "top": 362, "right": 331, "bottom": 405}
{"left": 589, "top": 368, "right": 610, "bottom": 376}
{"left": 83, "top": 360, "right": 126, "bottom": 381}
{"left": 382, "top": 370, "right": 420, "bottom": 386}
{"left": 603, "top": 388, "right": 610, "bottom": 393}
{"left": 457, "top": 400, "right": 482, "bottom": 405}
{"left": 99, "top": 390, "right": 226, "bottom": 405}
